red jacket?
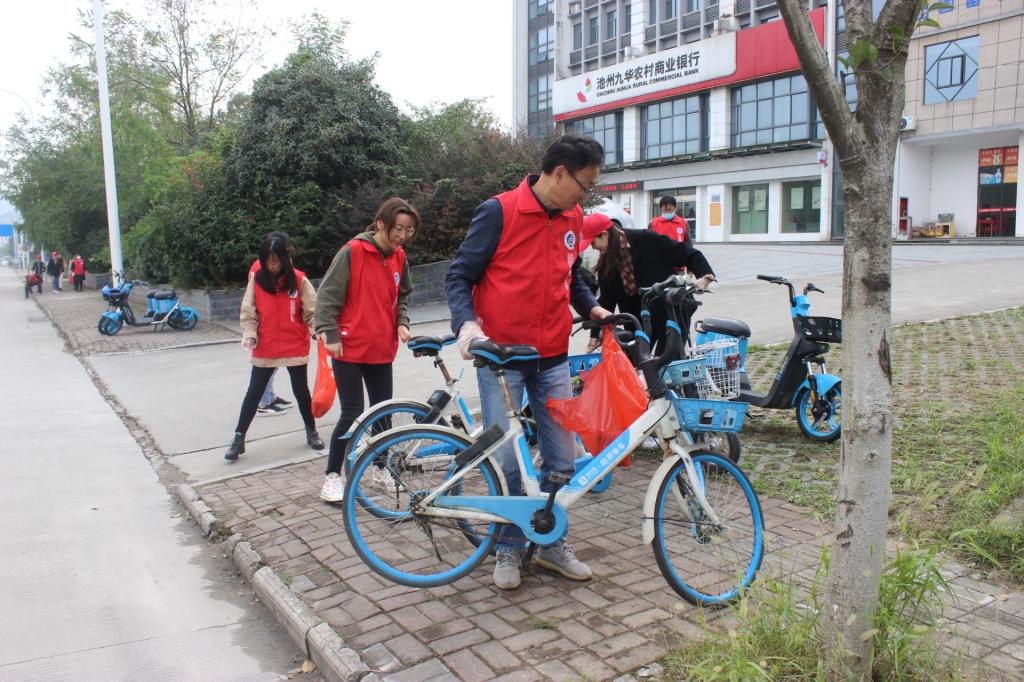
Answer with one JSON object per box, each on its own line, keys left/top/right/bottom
{"left": 70, "top": 258, "right": 86, "bottom": 276}
{"left": 472, "top": 177, "right": 582, "bottom": 358}
{"left": 650, "top": 215, "right": 689, "bottom": 242}
{"left": 252, "top": 269, "right": 311, "bottom": 360}
{"left": 334, "top": 238, "right": 407, "bottom": 364}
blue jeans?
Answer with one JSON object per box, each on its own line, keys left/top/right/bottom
{"left": 50, "top": 274, "right": 61, "bottom": 292}
{"left": 259, "top": 368, "right": 277, "bottom": 407}
{"left": 477, "top": 360, "right": 576, "bottom": 550}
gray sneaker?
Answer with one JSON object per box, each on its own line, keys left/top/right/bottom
{"left": 534, "top": 541, "right": 592, "bottom": 581}
{"left": 493, "top": 549, "right": 522, "bottom": 590}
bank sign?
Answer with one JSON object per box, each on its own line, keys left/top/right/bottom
{"left": 554, "top": 32, "right": 737, "bottom": 117}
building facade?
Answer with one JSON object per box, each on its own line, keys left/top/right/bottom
{"left": 513, "top": 0, "right": 1024, "bottom": 240}
{"left": 897, "top": 0, "right": 1024, "bottom": 238}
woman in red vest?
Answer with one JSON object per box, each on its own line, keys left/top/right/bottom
{"left": 224, "top": 236, "right": 324, "bottom": 461}
{"left": 314, "top": 198, "right": 417, "bottom": 502}
{"left": 69, "top": 254, "right": 87, "bottom": 292}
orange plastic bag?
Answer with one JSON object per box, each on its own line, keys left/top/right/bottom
{"left": 547, "top": 327, "right": 648, "bottom": 458}
{"left": 311, "top": 337, "right": 336, "bottom": 418}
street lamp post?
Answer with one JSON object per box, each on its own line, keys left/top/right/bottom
{"left": 92, "top": 0, "right": 125, "bottom": 279}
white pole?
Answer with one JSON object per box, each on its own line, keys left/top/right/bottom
{"left": 820, "top": 0, "right": 837, "bottom": 239}
{"left": 92, "top": 0, "right": 124, "bottom": 279}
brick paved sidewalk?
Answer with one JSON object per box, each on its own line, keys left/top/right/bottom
{"left": 30, "top": 286, "right": 238, "bottom": 356}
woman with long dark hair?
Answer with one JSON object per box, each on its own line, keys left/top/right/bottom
{"left": 581, "top": 213, "right": 715, "bottom": 353}
{"left": 224, "top": 235, "right": 323, "bottom": 461}
{"left": 314, "top": 198, "right": 418, "bottom": 502}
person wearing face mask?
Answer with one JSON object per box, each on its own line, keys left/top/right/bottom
{"left": 314, "top": 198, "right": 418, "bottom": 503}
{"left": 445, "top": 135, "right": 613, "bottom": 591}
{"left": 648, "top": 195, "right": 693, "bottom": 246}
{"left": 582, "top": 212, "right": 714, "bottom": 355}
{"left": 224, "top": 235, "right": 322, "bottom": 461}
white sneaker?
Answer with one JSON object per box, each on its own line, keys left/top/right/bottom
{"left": 320, "top": 472, "right": 345, "bottom": 502}
{"left": 371, "top": 466, "right": 407, "bottom": 493}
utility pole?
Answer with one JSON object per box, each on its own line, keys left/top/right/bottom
{"left": 92, "top": 0, "right": 124, "bottom": 279}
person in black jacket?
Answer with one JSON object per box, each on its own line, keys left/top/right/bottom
{"left": 25, "top": 255, "right": 45, "bottom": 297}
{"left": 45, "top": 252, "right": 64, "bottom": 292}
{"left": 581, "top": 213, "right": 714, "bottom": 353}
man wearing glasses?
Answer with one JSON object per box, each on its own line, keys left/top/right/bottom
{"left": 445, "top": 135, "right": 612, "bottom": 590}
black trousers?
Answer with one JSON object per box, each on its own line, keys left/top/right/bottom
{"left": 325, "top": 360, "right": 393, "bottom": 475}
{"left": 234, "top": 364, "right": 314, "bottom": 436}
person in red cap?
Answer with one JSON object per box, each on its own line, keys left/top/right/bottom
{"left": 580, "top": 212, "right": 714, "bottom": 354}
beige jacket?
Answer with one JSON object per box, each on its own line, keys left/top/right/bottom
{"left": 240, "top": 272, "right": 318, "bottom": 367}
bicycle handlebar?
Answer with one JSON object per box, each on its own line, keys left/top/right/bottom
{"left": 757, "top": 274, "right": 796, "bottom": 306}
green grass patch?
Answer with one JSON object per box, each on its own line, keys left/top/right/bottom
{"left": 738, "top": 308, "right": 1024, "bottom": 583}
{"left": 661, "top": 543, "right": 963, "bottom": 681}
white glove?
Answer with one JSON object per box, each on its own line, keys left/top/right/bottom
{"left": 457, "top": 321, "right": 488, "bottom": 360}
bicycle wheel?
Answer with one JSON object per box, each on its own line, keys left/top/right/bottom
{"left": 693, "top": 431, "right": 741, "bottom": 464}
{"left": 343, "top": 401, "right": 437, "bottom": 475}
{"left": 651, "top": 452, "right": 764, "bottom": 606}
{"left": 343, "top": 427, "right": 503, "bottom": 588}
{"left": 795, "top": 383, "right": 842, "bottom": 443}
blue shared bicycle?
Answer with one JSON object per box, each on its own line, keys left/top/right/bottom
{"left": 341, "top": 280, "right": 763, "bottom": 606}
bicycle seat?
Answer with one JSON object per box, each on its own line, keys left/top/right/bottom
{"left": 469, "top": 339, "right": 540, "bottom": 366}
{"left": 407, "top": 334, "right": 457, "bottom": 356}
{"left": 698, "top": 317, "right": 751, "bottom": 339}
{"left": 146, "top": 289, "right": 177, "bottom": 300}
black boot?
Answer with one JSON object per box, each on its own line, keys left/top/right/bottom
{"left": 306, "top": 427, "right": 324, "bottom": 450}
{"left": 224, "top": 432, "right": 245, "bottom": 461}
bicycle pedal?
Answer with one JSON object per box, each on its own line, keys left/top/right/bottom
{"left": 547, "top": 471, "right": 571, "bottom": 486}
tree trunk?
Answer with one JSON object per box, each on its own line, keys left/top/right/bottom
{"left": 819, "top": 144, "right": 895, "bottom": 678}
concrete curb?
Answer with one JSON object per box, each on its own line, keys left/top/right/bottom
{"left": 174, "top": 483, "right": 372, "bottom": 682}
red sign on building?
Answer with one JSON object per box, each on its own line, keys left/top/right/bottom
{"left": 596, "top": 181, "right": 641, "bottom": 193}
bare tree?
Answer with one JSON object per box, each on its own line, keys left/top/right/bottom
{"left": 773, "top": 0, "right": 943, "bottom": 677}
{"left": 140, "top": 0, "right": 270, "bottom": 148}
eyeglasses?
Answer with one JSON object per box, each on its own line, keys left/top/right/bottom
{"left": 567, "top": 170, "right": 598, "bottom": 197}
{"left": 389, "top": 226, "right": 417, "bottom": 236}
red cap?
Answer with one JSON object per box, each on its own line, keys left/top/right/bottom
{"left": 580, "top": 213, "right": 613, "bottom": 251}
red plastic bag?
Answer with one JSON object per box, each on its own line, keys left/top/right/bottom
{"left": 311, "top": 337, "right": 336, "bottom": 418}
{"left": 547, "top": 327, "right": 648, "bottom": 456}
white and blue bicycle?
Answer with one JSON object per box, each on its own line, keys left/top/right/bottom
{"left": 341, "top": 280, "right": 764, "bottom": 606}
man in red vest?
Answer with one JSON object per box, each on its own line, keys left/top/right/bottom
{"left": 648, "top": 195, "right": 694, "bottom": 246}
{"left": 446, "top": 136, "right": 611, "bottom": 590}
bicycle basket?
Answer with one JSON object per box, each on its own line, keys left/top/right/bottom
{"left": 670, "top": 392, "right": 748, "bottom": 433}
{"left": 567, "top": 352, "right": 601, "bottom": 378}
{"left": 795, "top": 316, "right": 842, "bottom": 343}
{"left": 660, "top": 357, "right": 706, "bottom": 389}
{"left": 691, "top": 339, "right": 742, "bottom": 399}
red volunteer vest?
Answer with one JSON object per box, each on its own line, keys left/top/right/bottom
{"left": 333, "top": 239, "right": 406, "bottom": 364}
{"left": 650, "top": 215, "right": 689, "bottom": 242}
{"left": 473, "top": 176, "right": 582, "bottom": 358}
{"left": 252, "top": 269, "right": 310, "bottom": 359}
{"left": 70, "top": 258, "right": 86, "bottom": 275}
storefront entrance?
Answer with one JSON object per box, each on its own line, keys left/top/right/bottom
{"left": 977, "top": 146, "right": 1018, "bottom": 237}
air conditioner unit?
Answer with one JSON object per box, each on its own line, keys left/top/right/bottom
{"left": 899, "top": 115, "right": 916, "bottom": 132}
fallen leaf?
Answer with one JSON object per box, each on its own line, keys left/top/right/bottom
{"left": 300, "top": 659, "right": 315, "bottom": 673}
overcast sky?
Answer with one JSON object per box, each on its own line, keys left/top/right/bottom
{"left": 0, "top": 0, "right": 514, "bottom": 139}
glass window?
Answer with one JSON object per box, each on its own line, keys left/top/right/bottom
{"left": 732, "top": 184, "right": 769, "bottom": 234}
{"left": 528, "top": 26, "right": 554, "bottom": 65}
{"left": 528, "top": 74, "right": 552, "bottom": 115}
{"left": 664, "top": 0, "right": 677, "bottom": 19}
{"left": 649, "top": 0, "right": 658, "bottom": 23}
{"left": 782, "top": 180, "right": 821, "bottom": 233}
{"left": 685, "top": 0, "right": 699, "bottom": 12}
{"left": 641, "top": 94, "right": 706, "bottom": 159}
{"left": 573, "top": 23, "right": 583, "bottom": 50}
{"left": 625, "top": 4, "right": 632, "bottom": 32}
{"left": 589, "top": 16, "right": 600, "bottom": 43}
{"left": 607, "top": 10, "right": 617, "bottom": 37}
{"left": 565, "top": 112, "right": 623, "bottom": 165}
{"left": 528, "top": 0, "right": 553, "bottom": 18}
{"left": 923, "top": 36, "right": 979, "bottom": 104}
{"left": 731, "top": 74, "right": 819, "bottom": 147}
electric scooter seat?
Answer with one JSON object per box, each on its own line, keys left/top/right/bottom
{"left": 698, "top": 317, "right": 751, "bottom": 339}
{"left": 407, "top": 334, "right": 457, "bottom": 356}
{"left": 147, "top": 289, "right": 177, "bottom": 300}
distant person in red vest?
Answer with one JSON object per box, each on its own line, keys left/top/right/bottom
{"left": 445, "top": 135, "right": 612, "bottom": 590}
{"left": 69, "top": 254, "right": 87, "bottom": 292}
{"left": 26, "top": 255, "right": 44, "bottom": 297}
{"left": 314, "top": 198, "right": 417, "bottom": 503}
{"left": 648, "top": 195, "right": 694, "bottom": 246}
{"left": 224, "top": 235, "right": 323, "bottom": 462}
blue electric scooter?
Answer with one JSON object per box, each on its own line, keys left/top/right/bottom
{"left": 695, "top": 274, "right": 842, "bottom": 442}
{"left": 98, "top": 277, "right": 200, "bottom": 336}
